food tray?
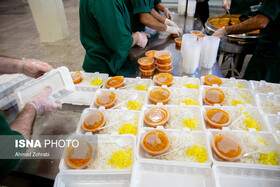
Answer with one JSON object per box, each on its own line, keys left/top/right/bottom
{"left": 250, "top": 80, "right": 280, "bottom": 95}
{"left": 0, "top": 93, "right": 17, "bottom": 110}
{"left": 265, "top": 114, "right": 280, "bottom": 144}
{"left": 76, "top": 108, "right": 140, "bottom": 136}
{"left": 103, "top": 77, "right": 152, "bottom": 91}
{"left": 141, "top": 104, "right": 205, "bottom": 131}
{"left": 15, "top": 66, "right": 75, "bottom": 110}
{"left": 213, "top": 165, "right": 280, "bottom": 187}
{"left": 202, "top": 106, "right": 269, "bottom": 132}
{"left": 59, "top": 134, "right": 136, "bottom": 173}
{"left": 153, "top": 76, "right": 200, "bottom": 89}
{"left": 255, "top": 93, "right": 280, "bottom": 115}
{"left": 200, "top": 76, "right": 251, "bottom": 89}
{"left": 137, "top": 128, "right": 211, "bottom": 167}
{"left": 147, "top": 86, "right": 202, "bottom": 106}
{"left": 130, "top": 161, "right": 215, "bottom": 187}
{"left": 201, "top": 86, "right": 256, "bottom": 106}
{"left": 71, "top": 71, "right": 108, "bottom": 89}
{"left": 90, "top": 89, "right": 147, "bottom": 111}
{"left": 207, "top": 129, "right": 280, "bottom": 169}
{"left": 54, "top": 172, "right": 131, "bottom": 187}
{"left": 61, "top": 86, "right": 95, "bottom": 106}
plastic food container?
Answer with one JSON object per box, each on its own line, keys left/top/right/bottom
{"left": 71, "top": 72, "right": 82, "bottom": 84}
{"left": 95, "top": 91, "right": 116, "bottom": 109}
{"left": 204, "top": 88, "right": 225, "bottom": 105}
{"left": 205, "top": 108, "right": 231, "bottom": 129}
{"left": 82, "top": 111, "right": 105, "bottom": 133}
{"left": 154, "top": 73, "right": 174, "bottom": 87}
{"left": 144, "top": 107, "right": 169, "bottom": 127}
{"left": 212, "top": 133, "right": 242, "bottom": 161}
{"left": 154, "top": 51, "right": 171, "bottom": 64}
{"left": 204, "top": 75, "right": 222, "bottom": 86}
{"left": 171, "top": 33, "right": 179, "bottom": 38}
{"left": 141, "top": 130, "right": 170, "bottom": 156}
{"left": 138, "top": 57, "right": 155, "bottom": 70}
{"left": 140, "top": 65, "right": 156, "bottom": 76}
{"left": 191, "top": 30, "right": 201, "bottom": 35}
{"left": 157, "top": 66, "right": 173, "bottom": 74}
{"left": 197, "top": 34, "right": 206, "bottom": 41}
{"left": 155, "top": 59, "right": 172, "bottom": 70}
{"left": 66, "top": 140, "right": 93, "bottom": 169}
{"left": 145, "top": 50, "right": 158, "bottom": 58}
{"left": 105, "top": 76, "right": 124, "bottom": 89}
{"left": 175, "top": 38, "right": 182, "bottom": 47}
{"left": 149, "top": 87, "right": 170, "bottom": 105}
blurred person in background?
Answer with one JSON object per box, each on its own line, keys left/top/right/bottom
{"left": 214, "top": 0, "right": 280, "bottom": 83}
{"left": 195, "top": 0, "right": 209, "bottom": 26}
{"left": 0, "top": 57, "right": 61, "bottom": 178}
{"left": 223, "top": 0, "right": 262, "bottom": 16}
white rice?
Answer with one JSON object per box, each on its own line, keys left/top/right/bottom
{"left": 168, "top": 89, "right": 200, "bottom": 105}
{"left": 222, "top": 88, "right": 255, "bottom": 106}
{"left": 221, "top": 80, "right": 251, "bottom": 89}
{"left": 171, "top": 77, "right": 200, "bottom": 89}
{"left": 78, "top": 72, "right": 106, "bottom": 86}
{"left": 256, "top": 84, "right": 280, "bottom": 95}
{"left": 121, "top": 78, "right": 150, "bottom": 91}
{"left": 261, "top": 101, "right": 280, "bottom": 114}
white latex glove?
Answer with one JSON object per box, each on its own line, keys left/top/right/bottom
{"left": 222, "top": 0, "right": 231, "bottom": 12}
{"left": 30, "top": 86, "right": 62, "bottom": 116}
{"left": 18, "top": 59, "right": 52, "bottom": 78}
{"left": 164, "top": 18, "right": 178, "bottom": 28}
{"left": 166, "top": 26, "right": 183, "bottom": 36}
{"left": 136, "top": 32, "right": 151, "bottom": 48}
{"left": 213, "top": 26, "right": 227, "bottom": 39}
{"left": 163, "top": 7, "right": 172, "bottom": 20}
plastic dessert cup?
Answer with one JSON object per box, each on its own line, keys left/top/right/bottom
{"left": 138, "top": 57, "right": 155, "bottom": 70}
{"left": 154, "top": 51, "right": 171, "bottom": 64}
{"left": 157, "top": 66, "right": 173, "bottom": 74}
{"left": 204, "top": 88, "right": 225, "bottom": 105}
{"left": 71, "top": 72, "right": 82, "bottom": 84}
{"left": 171, "top": 33, "right": 179, "bottom": 38}
{"left": 145, "top": 50, "right": 158, "bottom": 58}
{"left": 205, "top": 108, "right": 231, "bottom": 129}
{"left": 105, "top": 76, "right": 124, "bottom": 89}
{"left": 149, "top": 87, "right": 170, "bottom": 105}
{"left": 212, "top": 133, "right": 242, "bottom": 161}
{"left": 66, "top": 141, "right": 93, "bottom": 169}
{"left": 175, "top": 38, "right": 182, "bottom": 47}
{"left": 82, "top": 111, "right": 105, "bottom": 133}
{"left": 141, "top": 130, "right": 170, "bottom": 156}
{"left": 140, "top": 65, "right": 156, "bottom": 76}
{"left": 144, "top": 107, "right": 169, "bottom": 127}
{"left": 197, "top": 34, "right": 206, "bottom": 41}
{"left": 191, "top": 30, "right": 201, "bottom": 35}
{"left": 154, "top": 73, "right": 174, "bottom": 87}
{"left": 95, "top": 91, "right": 116, "bottom": 109}
{"left": 204, "top": 75, "right": 222, "bottom": 86}
{"left": 155, "top": 61, "right": 172, "bottom": 70}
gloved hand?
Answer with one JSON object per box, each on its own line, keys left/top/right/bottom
{"left": 30, "top": 86, "right": 62, "bottom": 116}
{"left": 136, "top": 32, "right": 151, "bottom": 48}
{"left": 18, "top": 59, "right": 52, "bottom": 78}
{"left": 166, "top": 26, "right": 183, "bottom": 36}
{"left": 164, "top": 18, "right": 179, "bottom": 28}
{"left": 213, "top": 26, "right": 227, "bottom": 39}
{"left": 163, "top": 7, "right": 172, "bottom": 20}
{"left": 222, "top": 0, "right": 231, "bottom": 12}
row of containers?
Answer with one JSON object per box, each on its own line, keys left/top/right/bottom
{"left": 52, "top": 71, "right": 280, "bottom": 187}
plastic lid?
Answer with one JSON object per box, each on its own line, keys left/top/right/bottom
{"left": 204, "top": 75, "right": 222, "bottom": 86}
{"left": 138, "top": 57, "right": 155, "bottom": 65}
{"left": 154, "top": 51, "right": 171, "bottom": 60}
{"left": 213, "top": 134, "right": 242, "bottom": 161}
{"left": 71, "top": 72, "right": 82, "bottom": 84}
{"left": 96, "top": 91, "right": 116, "bottom": 106}
{"left": 149, "top": 87, "right": 170, "bottom": 103}
{"left": 154, "top": 73, "right": 174, "bottom": 86}
{"left": 106, "top": 76, "right": 124, "bottom": 89}
{"left": 144, "top": 107, "right": 169, "bottom": 127}
{"left": 82, "top": 111, "right": 105, "bottom": 132}
{"left": 204, "top": 88, "right": 225, "bottom": 105}
{"left": 206, "top": 108, "right": 230, "bottom": 125}
{"left": 145, "top": 50, "right": 158, "bottom": 58}
{"left": 66, "top": 141, "right": 93, "bottom": 168}
{"left": 191, "top": 30, "right": 201, "bottom": 35}
{"left": 142, "top": 130, "right": 169, "bottom": 156}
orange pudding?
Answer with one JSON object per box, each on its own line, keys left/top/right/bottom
{"left": 149, "top": 87, "right": 170, "bottom": 105}
{"left": 204, "top": 88, "right": 225, "bottom": 105}
{"left": 96, "top": 91, "right": 116, "bottom": 109}
{"left": 204, "top": 75, "right": 222, "bottom": 86}
{"left": 142, "top": 130, "right": 169, "bottom": 156}
{"left": 145, "top": 50, "right": 158, "bottom": 58}
{"left": 106, "top": 76, "right": 124, "bottom": 89}
{"left": 71, "top": 72, "right": 82, "bottom": 84}
{"left": 205, "top": 108, "right": 230, "bottom": 129}
{"left": 138, "top": 57, "right": 155, "bottom": 70}
{"left": 82, "top": 111, "right": 105, "bottom": 132}
{"left": 154, "top": 73, "right": 174, "bottom": 87}
{"left": 154, "top": 51, "right": 171, "bottom": 64}
{"left": 144, "top": 107, "right": 169, "bottom": 127}
{"left": 175, "top": 38, "right": 182, "bottom": 47}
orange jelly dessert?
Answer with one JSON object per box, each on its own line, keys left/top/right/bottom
{"left": 106, "top": 76, "right": 124, "bottom": 89}
{"left": 204, "top": 88, "right": 225, "bottom": 105}
{"left": 142, "top": 130, "right": 169, "bottom": 156}
{"left": 96, "top": 91, "right": 116, "bottom": 109}
{"left": 154, "top": 51, "right": 171, "bottom": 64}
{"left": 140, "top": 64, "right": 156, "bottom": 76}
{"left": 175, "top": 38, "right": 182, "bottom": 47}
{"left": 191, "top": 30, "right": 201, "bottom": 35}
{"left": 66, "top": 141, "right": 93, "bottom": 168}
{"left": 205, "top": 108, "right": 230, "bottom": 129}
{"left": 144, "top": 107, "right": 169, "bottom": 127}
{"left": 197, "top": 34, "right": 206, "bottom": 41}
{"left": 204, "top": 75, "right": 222, "bottom": 86}
{"left": 154, "top": 73, "right": 174, "bottom": 87}
{"left": 156, "top": 59, "right": 172, "bottom": 70}
{"left": 145, "top": 50, "right": 158, "bottom": 58}
{"left": 213, "top": 134, "right": 242, "bottom": 161}
{"left": 138, "top": 57, "right": 155, "bottom": 70}
{"left": 82, "top": 111, "right": 105, "bottom": 132}
{"left": 171, "top": 33, "right": 179, "bottom": 38}
{"left": 149, "top": 87, "right": 170, "bottom": 105}
{"left": 71, "top": 72, "right": 82, "bottom": 84}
